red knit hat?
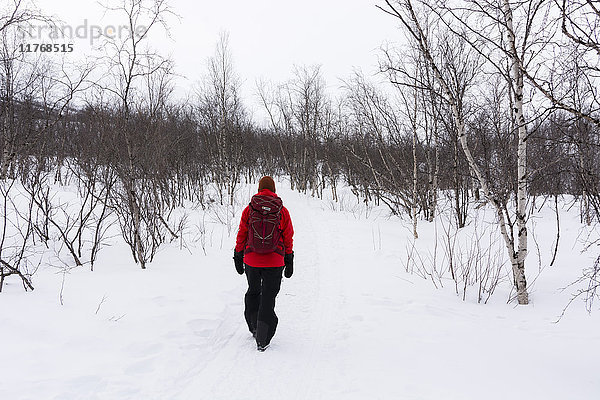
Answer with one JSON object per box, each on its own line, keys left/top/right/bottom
{"left": 258, "top": 176, "right": 276, "bottom": 193}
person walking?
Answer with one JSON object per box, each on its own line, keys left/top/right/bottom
{"left": 233, "top": 176, "right": 294, "bottom": 351}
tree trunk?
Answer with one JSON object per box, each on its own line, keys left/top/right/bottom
{"left": 504, "top": 0, "right": 529, "bottom": 304}
{"left": 412, "top": 88, "right": 419, "bottom": 239}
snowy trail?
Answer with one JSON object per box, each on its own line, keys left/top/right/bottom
{"left": 177, "top": 192, "right": 346, "bottom": 400}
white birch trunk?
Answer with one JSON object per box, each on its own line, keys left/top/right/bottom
{"left": 504, "top": 0, "right": 529, "bottom": 305}
{"left": 384, "top": 0, "right": 529, "bottom": 303}
{"left": 402, "top": 0, "right": 529, "bottom": 304}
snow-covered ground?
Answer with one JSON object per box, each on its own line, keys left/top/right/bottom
{"left": 1, "top": 182, "right": 599, "bottom": 400}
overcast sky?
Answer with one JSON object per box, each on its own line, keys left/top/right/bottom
{"left": 34, "top": 0, "right": 401, "bottom": 122}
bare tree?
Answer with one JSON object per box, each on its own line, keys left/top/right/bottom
{"left": 341, "top": 71, "right": 419, "bottom": 215}
{"left": 196, "top": 32, "right": 247, "bottom": 205}
{"left": 258, "top": 65, "right": 330, "bottom": 195}
{"left": 378, "top": 0, "right": 538, "bottom": 304}
{"left": 0, "top": 0, "right": 91, "bottom": 290}
{"left": 97, "top": 0, "right": 175, "bottom": 269}
{"left": 397, "top": 71, "right": 421, "bottom": 238}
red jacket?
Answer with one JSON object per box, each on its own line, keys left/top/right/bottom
{"left": 235, "top": 189, "right": 294, "bottom": 267}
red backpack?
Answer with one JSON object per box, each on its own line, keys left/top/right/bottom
{"left": 246, "top": 194, "right": 284, "bottom": 255}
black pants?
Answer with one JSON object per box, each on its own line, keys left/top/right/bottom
{"left": 244, "top": 265, "right": 283, "bottom": 346}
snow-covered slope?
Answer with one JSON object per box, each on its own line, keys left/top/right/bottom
{"left": 1, "top": 183, "right": 598, "bottom": 400}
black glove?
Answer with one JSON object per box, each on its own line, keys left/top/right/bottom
{"left": 233, "top": 251, "right": 244, "bottom": 275}
{"left": 284, "top": 252, "right": 294, "bottom": 278}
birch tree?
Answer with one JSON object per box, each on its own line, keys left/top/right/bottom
{"left": 381, "top": 42, "right": 443, "bottom": 230}
{"left": 378, "top": 0, "right": 533, "bottom": 304}
{"left": 196, "top": 32, "right": 247, "bottom": 206}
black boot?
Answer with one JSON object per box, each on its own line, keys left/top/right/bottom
{"left": 255, "top": 320, "right": 270, "bottom": 351}
{"left": 257, "top": 343, "right": 270, "bottom": 352}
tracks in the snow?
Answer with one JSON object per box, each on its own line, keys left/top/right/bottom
{"left": 291, "top": 199, "right": 342, "bottom": 400}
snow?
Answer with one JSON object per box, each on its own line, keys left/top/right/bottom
{"left": 1, "top": 182, "right": 599, "bottom": 400}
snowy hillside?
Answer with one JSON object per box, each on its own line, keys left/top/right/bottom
{"left": 1, "top": 182, "right": 599, "bottom": 400}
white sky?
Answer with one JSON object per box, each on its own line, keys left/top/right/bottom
{"left": 34, "top": 0, "right": 401, "bottom": 123}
